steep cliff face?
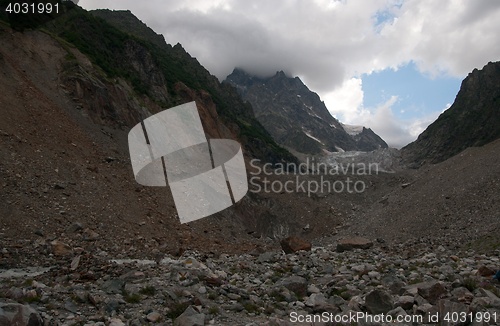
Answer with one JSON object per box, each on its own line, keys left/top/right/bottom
{"left": 225, "top": 69, "right": 388, "bottom": 155}
{"left": 403, "top": 61, "right": 500, "bottom": 165}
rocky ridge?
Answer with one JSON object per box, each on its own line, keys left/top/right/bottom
{"left": 403, "top": 61, "right": 500, "bottom": 165}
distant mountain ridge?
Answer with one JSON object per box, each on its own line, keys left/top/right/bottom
{"left": 225, "top": 69, "right": 388, "bottom": 155}
{"left": 403, "top": 61, "right": 500, "bottom": 165}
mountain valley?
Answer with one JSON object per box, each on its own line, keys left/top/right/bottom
{"left": 0, "top": 5, "right": 499, "bottom": 326}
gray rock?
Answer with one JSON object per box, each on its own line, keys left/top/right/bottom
{"left": 397, "top": 295, "right": 415, "bottom": 310}
{"left": 438, "top": 299, "right": 471, "bottom": 326}
{"left": 365, "top": 289, "right": 394, "bottom": 314}
{"left": 451, "top": 287, "right": 473, "bottom": 302}
{"left": 388, "top": 306, "right": 412, "bottom": 325}
{"left": 348, "top": 296, "right": 364, "bottom": 311}
{"left": 0, "top": 302, "right": 43, "bottom": 326}
{"left": 275, "top": 276, "right": 308, "bottom": 298}
{"left": 477, "top": 288, "right": 500, "bottom": 302}
{"left": 227, "top": 303, "right": 244, "bottom": 312}
{"left": 146, "top": 311, "right": 161, "bottom": 322}
{"left": 257, "top": 252, "right": 276, "bottom": 263}
{"left": 68, "top": 222, "right": 84, "bottom": 233}
{"left": 336, "top": 237, "right": 373, "bottom": 252}
{"left": 108, "top": 319, "right": 126, "bottom": 326}
{"left": 329, "top": 295, "right": 347, "bottom": 307}
{"left": 305, "top": 293, "right": 327, "bottom": 307}
{"left": 415, "top": 303, "right": 434, "bottom": 315}
{"left": 382, "top": 274, "right": 405, "bottom": 295}
{"left": 101, "top": 279, "right": 125, "bottom": 294}
{"left": 307, "top": 284, "right": 320, "bottom": 294}
{"left": 416, "top": 281, "right": 447, "bottom": 305}
{"left": 388, "top": 306, "right": 408, "bottom": 317}
{"left": 70, "top": 255, "right": 81, "bottom": 271}
{"left": 174, "top": 305, "right": 205, "bottom": 326}
{"left": 105, "top": 300, "right": 121, "bottom": 314}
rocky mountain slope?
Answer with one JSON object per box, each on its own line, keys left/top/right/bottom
{"left": 47, "top": 7, "right": 295, "bottom": 165}
{"left": 225, "top": 69, "right": 388, "bottom": 155}
{"left": 403, "top": 61, "right": 500, "bottom": 165}
{"left": 337, "top": 138, "right": 500, "bottom": 252}
{"left": 0, "top": 5, "right": 360, "bottom": 260}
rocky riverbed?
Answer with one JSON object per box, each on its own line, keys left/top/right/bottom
{"left": 1, "top": 236, "right": 499, "bottom": 325}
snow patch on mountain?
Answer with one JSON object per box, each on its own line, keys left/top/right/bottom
{"left": 303, "top": 130, "right": 324, "bottom": 145}
{"left": 342, "top": 123, "right": 364, "bottom": 136}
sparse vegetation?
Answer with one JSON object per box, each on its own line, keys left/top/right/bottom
{"left": 22, "top": 295, "right": 41, "bottom": 303}
{"left": 139, "top": 285, "right": 156, "bottom": 296}
{"left": 207, "top": 291, "right": 218, "bottom": 300}
{"left": 208, "top": 306, "right": 219, "bottom": 315}
{"left": 462, "top": 278, "right": 478, "bottom": 292}
{"left": 243, "top": 301, "right": 259, "bottom": 314}
{"left": 23, "top": 279, "right": 34, "bottom": 286}
{"left": 167, "top": 301, "right": 190, "bottom": 319}
{"left": 122, "top": 291, "right": 141, "bottom": 304}
{"left": 269, "top": 290, "right": 286, "bottom": 302}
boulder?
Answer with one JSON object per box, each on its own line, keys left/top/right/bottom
{"left": 382, "top": 274, "right": 406, "bottom": 295}
{"left": 50, "top": 240, "right": 72, "bottom": 256}
{"left": 0, "top": 302, "right": 43, "bottom": 326}
{"left": 397, "top": 295, "right": 415, "bottom": 310}
{"left": 305, "top": 293, "right": 327, "bottom": 308}
{"left": 146, "top": 311, "right": 161, "bottom": 322}
{"left": 101, "top": 279, "right": 125, "bottom": 295}
{"left": 416, "top": 281, "right": 447, "bottom": 305}
{"left": 477, "top": 265, "right": 495, "bottom": 277}
{"left": 108, "top": 319, "right": 126, "bottom": 326}
{"left": 336, "top": 237, "right": 373, "bottom": 252}
{"left": 280, "top": 236, "right": 312, "bottom": 254}
{"left": 275, "top": 276, "right": 308, "bottom": 298}
{"left": 438, "top": 300, "right": 471, "bottom": 325}
{"left": 365, "top": 289, "right": 394, "bottom": 314}
{"left": 173, "top": 305, "right": 205, "bottom": 326}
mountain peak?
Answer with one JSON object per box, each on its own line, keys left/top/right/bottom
{"left": 225, "top": 69, "right": 388, "bottom": 154}
{"left": 275, "top": 70, "right": 288, "bottom": 78}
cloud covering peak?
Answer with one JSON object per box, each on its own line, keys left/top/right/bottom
{"left": 81, "top": 0, "right": 500, "bottom": 147}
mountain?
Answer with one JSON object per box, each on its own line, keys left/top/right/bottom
{"left": 0, "top": 6, "right": 344, "bottom": 258}
{"left": 403, "top": 61, "right": 500, "bottom": 165}
{"left": 0, "top": 6, "right": 310, "bottom": 255}
{"left": 225, "top": 69, "right": 388, "bottom": 155}
{"left": 41, "top": 7, "right": 295, "bottom": 165}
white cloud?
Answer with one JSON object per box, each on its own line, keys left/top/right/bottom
{"left": 323, "top": 78, "right": 365, "bottom": 121}
{"left": 324, "top": 80, "right": 443, "bottom": 148}
{"left": 80, "top": 0, "right": 500, "bottom": 146}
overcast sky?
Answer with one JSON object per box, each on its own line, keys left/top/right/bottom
{"left": 81, "top": 0, "right": 500, "bottom": 147}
